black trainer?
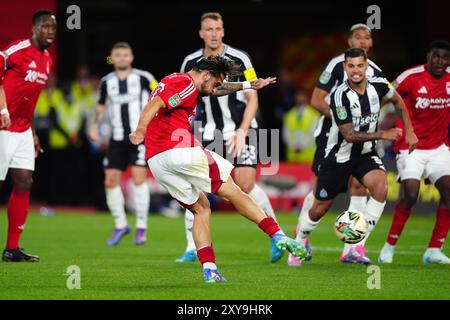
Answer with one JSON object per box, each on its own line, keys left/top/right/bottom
{"left": 2, "top": 248, "right": 40, "bottom": 262}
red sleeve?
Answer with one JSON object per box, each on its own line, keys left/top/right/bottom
{"left": 155, "top": 76, "right": 196, "bottom": 109}
{"left": 0, "top": 51, "right": 6, "bottom": 84}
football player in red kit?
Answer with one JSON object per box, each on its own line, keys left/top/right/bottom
{"left": 379, "top": 40, "right": 450, "bottom": 264}
{"left": 129, "top": 56, "right": 308, "bottom": 283}
{"left": 0, "top": 9, "right": 56, "bottom": 262}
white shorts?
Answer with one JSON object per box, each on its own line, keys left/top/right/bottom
{"left": 396, "top": 144, "right": 450, "bottom": 184}
{"left": 0, "top": 128, "right": 35, "bottom": 180}
{"left": 148, "top": 146, "right": 234, "bottom": 208}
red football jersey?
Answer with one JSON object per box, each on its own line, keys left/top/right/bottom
{"left": 145, "top": 72, "right": 201, "bottom": 159}
{"left": 393, "top": 64, "right": 450, "bottom": 152}
{"left": 0, "top": 39, "right": 52, "bottom": 132}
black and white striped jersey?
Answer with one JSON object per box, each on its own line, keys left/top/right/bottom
{"left": 98, "top": 68, "right": 158, "bottom": 141}
{"left": 325, "top": 77, "right": 394, "bottom": 163}
{"left": 180, "top": 44, "right": 258, "bottom": 141}
{"left": 314, "top": 53, "right": 383, "bottom": 145}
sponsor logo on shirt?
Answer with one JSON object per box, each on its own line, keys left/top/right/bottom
{"left": 353, "top": 113, "right": 379, "bottom": 126}
{"left": 415, "top": 97, "right": 450, "bottom": 109}
{"left": 417, "top": 86, "right": 428, "bottom": 94}
{"left": 110, "top": 93, "right": 140, "bottom": 105}
{"left": 24, "top": 70, "right": 48, "bottom": 84}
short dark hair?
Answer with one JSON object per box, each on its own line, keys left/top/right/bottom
{"left": 429, "top": 40, "right": 450, "bottom": 53}
{"left": 111, "top": 42, "right": 133, "bottom": 52}
{"left": 344, "top": 48, "right": 368, "bottom": 62}
{"left": 32, "top": 9, "right": 54, "bottom": 26}
{"left": 192, "top": 56, "right": 241, "bottom": 79}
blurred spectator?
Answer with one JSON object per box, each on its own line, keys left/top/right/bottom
{"left": 33, "top": 74, "right": 62, "bottom": 202}
{"left": 274, "top": 68, "right": 297, "bottom": 121}
{"left": 71, "top": 64, "right": 97, "bottom": 120}
{"left": 71, "top": 65, "right": 107, "bottom": 209}
{"left": 47, "top": 82, "right": 85, "bottom": 205}
{"left": 282, "top": 88, "right": 320, "bottom": 163}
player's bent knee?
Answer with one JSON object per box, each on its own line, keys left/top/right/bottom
{"left": 132, "top": 176, "right": 147, "bottom": 186}
{"left": 349, "top": 181, "right": 367, "bottom": 196}
{"left": 236, "top": 180, "right": 254, "bottom": 194}
{"left": 372, "top": 182, "right": 388, "bottom": 202}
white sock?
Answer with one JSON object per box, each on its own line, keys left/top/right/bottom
{"left": 249, "top": 184, "right": 277, "bottom": 221}
{"left": 295, "top": 191, "right": 315, "bottom": 242}
{"left": 184, "top": 209, "right": 196, "bottom": 251}
{"left": 106, "top": 186, "right": 127, "bottom": 229}
{"left": 133, "top": 182, "right": 150, "bottom": 229}
{"left": 348, "top": 196, "right": 367, "bottom": 212}
{"left": 297, "top": 208, "right": 320, "bottom": 243}
{"left": 364, "top": 197, "right": 386, "bottom": 233}
{"left": 203, "top": 262, "right": 217, "bottom": 270}
{"left": 273, "top": 230, "right": 286, "bottom": 238}
{"left": 343, "top": 196, "right": 369, "bottom": 254}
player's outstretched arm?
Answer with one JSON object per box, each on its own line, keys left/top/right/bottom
{"left": 338, "top": 123, "right": 402, "bottom": 143}
{"left": 390, "top": 90, "right": 418, "bottom": 152}
{"left": 0, "top": 84, "right": 11, "bottom": 129}
{"left": 212, "top": 77, "right": 277, "bottom": 96}
{"left": 129, "top": 96, "right": 165, "bottom": 145}
{"left": 311, "top": 87, "right": 332, "bottom": 119}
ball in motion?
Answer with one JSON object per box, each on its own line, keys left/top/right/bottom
{"left": 334, "top": 210, "right": 368, "bottom": 244}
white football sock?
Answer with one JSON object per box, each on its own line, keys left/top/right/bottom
{"left": 295, "top": 191, "right": 315, "bottom": 242}
{"left": 364, "top": 197, "right": 386, "bottom": 233}
{"left": 249, "top": 184, "right": 277, "bottom": 221}
{"left": 348, "top": 196, "right": 367, "bottom": 212}
{"left": 203, "top": 262, "right": 217, "bottom": 270}
{"left": 184, "top": 209, "right": 196, "bottom": 252}
{"left": 133, "top": 182, "right": 150, "bottom": 229}
{"left": 106, "top": 186, "right": 127, "bottom": 229}
{"left": 297, "top": 209, "right": 320, "bottom": 243}
{"left": 343, "top": 196, "right": 369, "bottom": 254}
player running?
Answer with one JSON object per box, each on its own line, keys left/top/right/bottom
{"left": 0, "top": 9, "right": 56, "bottom": 262}
{"left": 129, "top": 56, "right": 307, "bottom": 283}
{"left": 176, "top": 12, "right": 281, "bottom": 263}
{"left": 295, "top": 48, "right": 417, "bottom": 265}
{"left": 290, "top": 23, "right": 385, "bottom": 266}
{"left": 90, "top": 42, "right": 158, "bottom": 246}
{"left": 379, "top": 40, "right": 450, "bottom": 264}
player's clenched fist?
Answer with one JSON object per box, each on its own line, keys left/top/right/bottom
{"left": 381, "top": 128, "right": 403, "bottom": 141}
{"left": 129, "top": 127, "right": 146, "bottom": 145}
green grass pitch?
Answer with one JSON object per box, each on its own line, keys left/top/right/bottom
{"left": 0, "top": 210, "right": 449, "bottom": 300}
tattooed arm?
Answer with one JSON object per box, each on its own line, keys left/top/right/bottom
{"left": 338, "top": 122, "right": 402, "bottom": 143}
{"left": 213, "top": 82, "right": 245, "bottom": 96}
{"left": 212, "top": 77, "right": 277, "bottom": 96}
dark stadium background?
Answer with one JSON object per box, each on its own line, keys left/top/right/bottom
{"left": 0, "top": 0, "right": 448, "bottom": 208}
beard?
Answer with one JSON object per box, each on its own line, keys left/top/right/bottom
{"left": 199, "top": 81, "right": 212, "bottom": 96}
